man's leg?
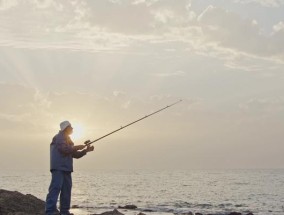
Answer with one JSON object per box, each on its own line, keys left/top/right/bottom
{"left": 45, "top": 170, "right": 64, "bottom": 215}
{"left": 59, "top": 171, "right": 72, "bottom": 215}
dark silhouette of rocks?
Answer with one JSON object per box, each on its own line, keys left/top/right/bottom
{"left": 174, "top": 212, "right": 193, "bottom": 215}
{"left": 142, "top": 209, "right": 154, "bottom": 212}
{"left": 192, "top": 212, "right": 254, "bottom": 215}
{"left": 118, "top": 204, "right": 138, "bottom": 210}
{"left": 91, "top": 209, "right": 125, "bottom": 215}
{"left": 0, "top": 189, "right": 255, "bottom": 215}
{"left": 0, "top": 189, "right": 45, "bottom": 215}
{"left": 183, "top": 212, "right": 193, "bottom": 215}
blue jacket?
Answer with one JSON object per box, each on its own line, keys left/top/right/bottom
{"left": 50, "top": 131, "right": 86, "bottom": 172}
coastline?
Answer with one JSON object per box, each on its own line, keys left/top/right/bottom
{"left": 0, "top": 189, "right": 254, "bottom": 215}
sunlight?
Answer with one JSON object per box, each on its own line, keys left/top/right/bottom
{"left": 70, "top": 123, "right": 85, "bottom": 141}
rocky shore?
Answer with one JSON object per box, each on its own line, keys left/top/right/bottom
{"left": 0, "top": 189, "right": 254, "bottom": 215}
{"left": 0, "top": 189, "right": 45, "bottom": 215}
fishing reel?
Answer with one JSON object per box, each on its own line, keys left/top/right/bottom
{"left": 84, "top": 140, "right": 94, "bottom": 152}
{"left": 84, "top": 140, "right": 91, "bottom": 146}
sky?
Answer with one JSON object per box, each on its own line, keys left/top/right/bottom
{"left": 0, "top": 0, "right": 284, "bottom": 171}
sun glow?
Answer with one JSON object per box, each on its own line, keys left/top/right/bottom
{"left": 71, "top": 123, "right": 85, "bottom": 141}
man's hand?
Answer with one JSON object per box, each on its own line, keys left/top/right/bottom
{"left": 74, "top": 145, "right": 86, "bottom": 151}
{"left": 86, "top": 145, "right": 94, "bottom": 153}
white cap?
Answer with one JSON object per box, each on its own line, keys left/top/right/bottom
{"left": 60, "top": 120, "right": 71, "bottom": 131}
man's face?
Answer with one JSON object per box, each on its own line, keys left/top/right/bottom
{"left": 65, "top": 125, "right": 73, "bottom": 136}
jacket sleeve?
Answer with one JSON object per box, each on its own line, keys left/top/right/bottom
{"left": 57, "top": 136, "right": 74, "bottom": 155}
{"left": 72, "top": 150, "right": 87, "bottom": 159}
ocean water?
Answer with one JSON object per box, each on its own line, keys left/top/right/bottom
{"left": 0, "top": 169, "right": 283, "bottom": 215}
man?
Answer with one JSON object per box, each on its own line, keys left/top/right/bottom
{"left": 45, "top": 121, "right": 94, "bottom": 215}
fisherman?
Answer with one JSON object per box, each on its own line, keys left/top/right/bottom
{"left": 45, "top": 121, "right": 94, "bottom": 215}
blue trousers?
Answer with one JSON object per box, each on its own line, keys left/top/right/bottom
{"left": 45, "top": 170, "right": 72, "bottom": 215}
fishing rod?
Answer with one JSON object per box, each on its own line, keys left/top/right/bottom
{"left": 84, "top": 99, "right": 183, "bottom": 146}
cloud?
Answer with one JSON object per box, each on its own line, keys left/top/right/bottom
{"left": 273, "top": 21, "right": 284, "bottom": 32}
{"left": 270, "top": 22, "right": 284, "bottom": 59}
{"left": 239, "top": 97, "right": 284, "bottom": 113}
{"left": 0, "top": 83, "right": 53, "bottom": 133}
{"left": 191, "top": 5, "right": 284, "bottom": 65}
{"left": 153, "top": 8, "right": 175, "bottom": 24}
{"left": 234, "top": 0, "right": 284, "bottom": 7}
{"left": 225, "top": 61, "right": 263, "bottom": 72}
{"left": 113, "top": 90, "right": 126, "bottom": 97}
{"left": 0, "top": 0, "right": 132, "bottom": 51}
{"left": 121, "top": 100, "right": 131, "bottom": 109}
{"left": 198, "top": 6, "right": 264, "bottom": 54}
{"left": 0, "top": 0, "right": 193, "bottom": 51}
{"left": 0, "top": 112, "right": 30, "bottom": 122}
{"left": 223, "top": 50, "right": 283, "bottom": 72}
{"left": 0, "top": 0, "right": 283, "bottom": 65}
{"left": 132, "top": 0, "right": 159, "bottom": 6}
{"left": 86, "top": 0, "right": 155, "bottom": 34}
{"left": 112, "top": 90, "right": 132, "bottom": 109}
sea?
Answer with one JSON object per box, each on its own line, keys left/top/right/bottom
{"left": 0, "top": 169, "right": 283, "bottom": 215}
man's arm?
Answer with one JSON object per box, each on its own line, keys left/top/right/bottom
{"left": 72, "top": 145, "right": 94, "bottom": 159}
{"left": 72, "top": 149, "right": 86, "bottom": 159}
{"left": 57, "top": 136, "right": 85, "bottom": 156}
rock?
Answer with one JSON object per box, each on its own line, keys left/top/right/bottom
{"left": 118, "top": 204, "right": 138, "bottom": 210}
{"left": 195, "top": 213, "right": 203, "bottom": 215}
{"left": 184, "top": 212, "right": 193, "bottom": 215}
{"left": 142, "top": 209, "right": 154, "bottom": 212}
{"left": 0, "top": 189, "right": 45, "bottom": 215}
{"left": 7, "top": 213, "right": 33, "bottom": 215}
{"left": 91, "top": 209, "right": 125, "bottom": 215}
{"left": 246, "top": 213, "right": 254, "bottom": 215}
{"left": 228, "top": 213, "right": 242, "bottom": 215}
{"left": 174, "top": 212, "right": 193, "bottom": 215}
{"left": 137, "top": 213, "right": 146, "bottom": 215}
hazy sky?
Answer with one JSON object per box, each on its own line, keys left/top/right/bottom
{"left": 0, "top": 0, "right": 284, "bottom": 170}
